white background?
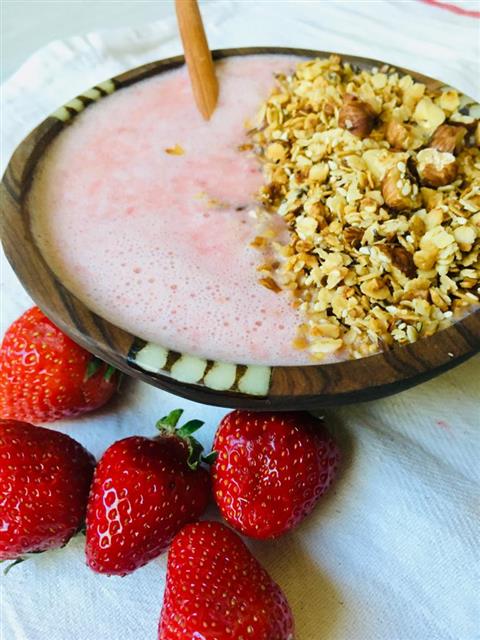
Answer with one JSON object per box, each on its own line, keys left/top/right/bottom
{"left": 1, "top": 1, "right": 479, "bottom": 639}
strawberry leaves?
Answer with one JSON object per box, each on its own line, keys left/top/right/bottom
{"left": 156, "top": 409, "right": 214, "bottom": 471}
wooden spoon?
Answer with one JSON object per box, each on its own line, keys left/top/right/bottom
{"left": 175, "top": 0, "right": 218, "bottom": 120}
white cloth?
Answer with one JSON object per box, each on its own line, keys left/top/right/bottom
{"left": 1, "top": 2, "right": 479, "bottom": 639}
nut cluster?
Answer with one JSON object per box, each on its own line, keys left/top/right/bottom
{"left": 246, "top": 56, "right": 480, "bottom": 360}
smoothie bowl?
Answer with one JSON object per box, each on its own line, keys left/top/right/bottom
{"left": 1, "top": 47, "right": 479, "bottom": 409}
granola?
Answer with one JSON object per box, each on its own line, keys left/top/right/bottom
{"left": 246, "top": 56, "right": 480, "bottom": 360}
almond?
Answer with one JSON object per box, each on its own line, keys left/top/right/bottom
{"left": 430, "top": 124, "right": 466, "bottom": 154}
{"left": 338, "top": 94, "right": 376, "bottom": 138}
{"left": 381, "top": 165, "right": 421, "bottom": 211}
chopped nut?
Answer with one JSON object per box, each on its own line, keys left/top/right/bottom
{"left": 293, "top": 336, "right": 309, "bottom": 350}
{"left": 238, "top": 143, "right": 254, "bottom": 152}
{"left": 416, "top": 148, "right": 458, "bottom": 187}
{"left": 414, "top": 244, "right": 438, "bottom": 270}
{"left": 438, "top": 89, "right": 460, "bottom": 114}
{"left": 426, "top": 207, "right": 444, "bottom": 228}
{"left": 450, "top": 111, "right": 474, "bottom": 126}
{"left": 266, "top": 142, "right": 287, "bottom": 162}
{"left": 388, "top": 245, "right": 417, "bottom": 278}
{"left": 382, "top": 165, "right": 421, "bottom": 211}
{"left": 385, "top": 121, "right": 423, "bottom": 150}
{"left": 363, "top": 149, "right": 395, "bottom": 184}
{"left": 385, "top": 121, "right": 408, "bottom": 150}
{"left": 421, "top": 187, "right": 443, "bottom": 210}
{"left": 309, "top": 163, "right": 329, "bottom": 183}
{"left": 430, "top": 124, "right": 466, "bottom": 154}
{"left": 165, "top": 144, "right": 185, "bottom": 155}
{"left": 310, "top": 324, "right": 341, "bottom": 339}
{"left": 453, "top": 225, "right": 476, "bottom": 251}
{"left": 344, "top": 226, "right": 364, "bottom": 248}
{"left": 360, "top": 277, "right": 390, "bottom": 300}
{"left": 310, "top": 338, "right": 343, "bottom": 354}
{"left": 251, "top": 236, "right": 267, "bottom": 248}
{"left": 412, "top": 97, "right": 446, "bottom": 136}
{"left": 338, "top": 94, "right": 376, "bottom": 138}
{"left": 296, "top": 216, "right": 318, "bottom": 240}
{"left": 258, "top": 277, "right": 282, "bottom": 293}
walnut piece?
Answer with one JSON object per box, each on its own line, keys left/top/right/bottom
{"left": 338, "top": 94, "right": 375, "bottom": 138}
{"left": 344, "top": 226, "right": 364, "bottom": 248}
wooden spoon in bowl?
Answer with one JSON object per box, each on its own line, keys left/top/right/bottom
{"left": 175, "top": 0, "right": 218, "bottom": 119}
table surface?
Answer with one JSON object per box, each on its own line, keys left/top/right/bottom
{"left": 1, "top": 2, "right": 479, "bottom": 640}
{"left": 2, "top": 0, "right": 179, "bottom": 83}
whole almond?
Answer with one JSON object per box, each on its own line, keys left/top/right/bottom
{"left": 430, "top": 124, "right": 466, "bottom": 154}
{"left": 339, "top": 94, "right": 375, "bottom": 138}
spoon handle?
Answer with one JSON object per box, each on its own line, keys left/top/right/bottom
{"left": 175, "top": 0, "right": 219, "bottom": 120}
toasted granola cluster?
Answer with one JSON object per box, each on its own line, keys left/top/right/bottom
{"left": 247, "top": 56, "right": 480, "bottom": 360}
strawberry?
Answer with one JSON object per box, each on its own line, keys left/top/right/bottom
{"left": 85, "top": 409, "right": 211, "bottom": 576}
{"left": 158, "top": 520, "right": 294, "bottom": 639}
{"left": 0, "top": 306, "right": 119, "bottom": 423}
{"left": 212, "top": 410, "right": 340, "bottom": 539}
{"left": 0, "top": 419, "right": 95, "bottom": 563}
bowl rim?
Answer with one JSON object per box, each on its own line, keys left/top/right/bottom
{"left": 1, "top": 46, "right": 479, "bottom": 409}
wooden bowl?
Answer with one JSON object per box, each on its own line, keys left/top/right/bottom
{"left": 1, "top": 47, "right": 479, "bottom": 409}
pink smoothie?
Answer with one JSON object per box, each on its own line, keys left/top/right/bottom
{"left": 30, "top": 55, "right": 311, "bottom": 366}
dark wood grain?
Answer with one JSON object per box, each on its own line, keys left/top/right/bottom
{"left": 1, "top": 47, "right": 479, "bottom": 409}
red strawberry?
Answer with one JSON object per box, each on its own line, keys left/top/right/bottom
{"left": 0, "top": 306, "right": 119, "bottom": 423}
{"left": 0, "top": 419, "right": 95, "bottom": 562}
{"left": 85, "top": 409, "right": 211, "bottom": 576}
{"left": 212, "top": 410, "right": 340, "bottom": 539}
{"left": 158, "top": 521, "right": 294, "bottom": 639}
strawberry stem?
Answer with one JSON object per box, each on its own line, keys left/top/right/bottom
{"left": 156, "top": 409, "right": 210, "bottom": 471}
{"left": 202, "top": 451, "right": 218, "bottom": 465}
{"left": 156, "top": 408, "right": 184, "bottom": 430}
{"left": 2, "top": 557, "right": 26, "bottom": 575}
{"left": 85, "top": 357, "right": 102, "bottom": 380}
{"left": 177, "top": 420, "right": 204, "bottom": 437}
{"left": 104, "top": 365, "right": 116, "bottom": 383}
{"left": 85, "top": 356, "right": 118, "bottom": 383}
